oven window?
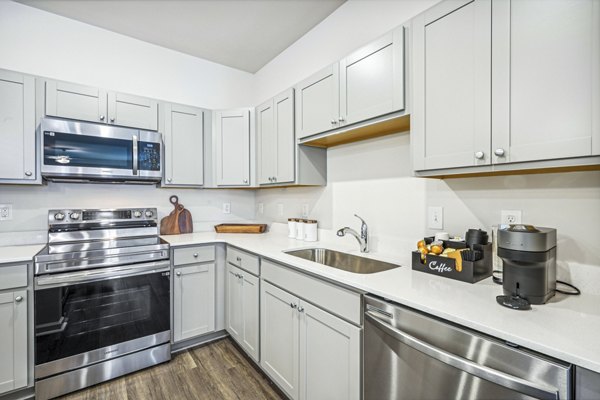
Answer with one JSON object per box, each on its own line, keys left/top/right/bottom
{"left": 44, "top": 131, "right": 133, "bottom": 170}
{"left": 35, "top": 270, "right": 169, "bottom": 365}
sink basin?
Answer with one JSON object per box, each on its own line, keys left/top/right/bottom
{"left": 284, "top": 248, "right": 401, "bottom": 274}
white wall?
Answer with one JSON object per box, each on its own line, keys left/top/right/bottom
{"left": 0, "top": 1, "right": 254, "bottom": 109}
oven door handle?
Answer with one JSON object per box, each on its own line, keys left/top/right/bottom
{"left": 365, "top": 312, "right": 560, "bottom": 400}
{"left": 35, "top": 260, "right": 170, "bottom": 289}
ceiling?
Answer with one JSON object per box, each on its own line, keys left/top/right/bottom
{"left": 17, "top": 0, "right": 345, "bottom": 73}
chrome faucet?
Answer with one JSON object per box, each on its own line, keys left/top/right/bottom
{"left": 337, "top": 214, "right": 369, "bottom": 253}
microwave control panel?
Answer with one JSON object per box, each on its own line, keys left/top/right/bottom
{"left": 138, "top": 142, "right": 161, "bottom": 171}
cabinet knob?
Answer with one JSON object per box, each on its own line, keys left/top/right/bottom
{"left": 290, "top": 303, "right": 297, "bottom": 309}
{"left": 236, "top": 256, "right": 242, "bottom": 262}
{"left": 273, "top": 177, "right": 277, "bottom": 182}
{"left": 239, "top": 274, "right": 244, "bottom": 280}
{"left": 338, "top": 116, "right": 345, "bottom": 122}
{"left": 494, "top": 148, "right": 506, "bottom": 157}
{"left": 167, "top": 178, "right": 172, "bottom": 182}
{"left": 15, "top": 296, "right": 23, "bottom": 303}
{"left": 330, "top": 119, "right": 338, "bottom": 125}
{"left": 176, "top": 271, "right": 181, "bottom": 277}
{"left": 268, "top": 177, "right": 272, "bottom": 182}
{"left": 243, "top": 179, "right": 248, "bottom": 184}
{"left": 99, "top": 115, "right": 105, "bottom": 121}
{"left": 193, "top": 253, "right": 198, "bottom": 258}
{"left": 474, "top": 151, "right": 485, "bottom": 160}
{"left": 25, "top": 171, "right": 32, "bottom": 177}
{"left": 110, "top": 117, "right": 115, "bottom": 123}
{"left": 297, "top": 306, "right": 304, "bottom": 313}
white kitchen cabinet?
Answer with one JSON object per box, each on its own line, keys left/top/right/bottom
{"left": 173, "top": 263, "right": 216, "bottom": 342}
{"left": 260, "top": 281, "right": 299, "bottom": 399}
{"left": 162, "top": 103, "right": 204, "bottom": 186}
{"left": 107, "top": 92, "right": 158, "bottom": 131}
{"left": 0, "top": 290, "right": 28, "bottom": 395}
{"left": 0, "top": 69, "right": 36, "bottom": 183}
{"left": 340, "top": 26, "right": 405, "bottom": 126}
{"left": 260, "top": 279, "right": 360, "bottom": 400}
{"left": 225, "top": 263, "right": 259, "bottom": 361}
{"left": 214, "top": 109, "right": 251, "bottom": 186}
{"left": 299, "top": 301, "right": 360, "bottom": 400}
{"left": 296, "top": 64, "right": 340, "bottom": 140}
{"left": 45, "top": 80, "right": 108, "bottom": 124}
{"left": 45, "top": 80, "right": 158, "bottom": 131}
{"left": 257, "top": 88, "right": 295, "bottom": 185}
{"left": 412, "top": 0, "right": 492, "bottom": 171}
{"left": 492, "top": 0, "right": 600, "bottom": 163}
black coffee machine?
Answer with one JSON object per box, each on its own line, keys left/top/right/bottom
{"left": 496, "top": 224, "right": 557, "bottom": 310}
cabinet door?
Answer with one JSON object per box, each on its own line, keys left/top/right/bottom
{"left": 295, "top": 64, "right": 340, "bottom": 140}
{"left": 492, "top": 0, "right": 600, "bottom": 163}
{"left": 45, "top": 80, "right": 107, "bottom": 124}
{"left": 163, "top": 104, "right": 204, "bottom": 186}
{"left": 0, "top": 70, "right": 35, "bottom": 181}
{"left": 108, "top": 92, "right": 158, "bottom": 131}
{"left": 241, "top": 272, "right": 260, "bottom": 362}
{"left": 298, "top": 301, "right": 360, "bottom": 400}
{"left": 340, "top": 27, "right": 405, "bottom": 126}
{"left": 260, "top": 281, "right": 299, "bottom": 400}
{"left": 225, "top": 263, "right": 243, "bottom": 342}
{"left": 257, "top": 99, "right": 276, "bottom": 185}
{"left": 0, "top": 290, "right": 27, "bottom": 395}
{"left": 215, "top": 109, "right": 251, "bottom": 186}
{"left": 412, "top": 0, "right": 492, "bottom": 170}
{"left": 173, "top": 263, "right": 215, "bottom": 342}
{"left": 274, "top": 89, "right": 295, "bottom": 184}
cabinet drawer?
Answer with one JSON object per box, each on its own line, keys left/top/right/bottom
{"left": 0, "top": 264, "right": 27, "bottom": 291}
{"left": 227, "top": 247, "right": 259, "bottom": 276}
{"left": 261, "top": 259, "right": 361, "bottom": 325}
{"left": 173, "top": 245, "right": 215, "bottom": 266}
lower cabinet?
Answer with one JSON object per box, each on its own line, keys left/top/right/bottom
{"left": 0, "top": 289, "right": 28, "bottom": 395}
{"left": 225, "top": 263, "right": 259, "bottom": 361}
{"left": 173, "top": 263, "right": 216, "bottom": 342}
{"left": 260, "top": 281, "right": 360, "bottom": 400}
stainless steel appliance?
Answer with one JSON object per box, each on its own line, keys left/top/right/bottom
{"left": 41, "top": 117, "right": 162, "bottom": 183}
{"left": 364, "top": 295, "right": 572, "bottom": 400}
{"left": 34, "top": 208, "right": 171, "bottom": 400}
{"left": 497, "top": 224, "right": 557, "bottom": 307}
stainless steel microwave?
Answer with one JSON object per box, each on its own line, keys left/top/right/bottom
{"left": 41, "top": 117, "right": 163, "bottom": 183}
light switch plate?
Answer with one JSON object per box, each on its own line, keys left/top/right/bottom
{"left": 501, "top": 210, "right": 522, "bottom": 224}
{"left": 257, "top": 203, "right": 264, "bottom": 214}
{"left": 0, "top": 204, "right": 12, "bottom": 221}
{"left": 428, "top": 206, "right": 443, "bottom": 230}
{"left": 301, "top": 204, "right": 309, "bottom": 218}
{"left": 222, "top": 203, "right": 231, "bottom": 214}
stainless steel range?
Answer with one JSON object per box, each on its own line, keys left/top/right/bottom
{"left": 34, "top": 208, "right": 171, "bottom": 400}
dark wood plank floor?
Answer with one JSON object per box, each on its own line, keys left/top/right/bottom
{"left": 60, "top": 338, "right": 285, "bottom": 400}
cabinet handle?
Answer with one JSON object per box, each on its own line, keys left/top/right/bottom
{"left": 297, "top": 306, "right": 304, "bottom": 313}
{"left": 474, "top": 151, "right": 485, "bottom": 160}
{"left": 193, "top": 253, "right": 199, "bottom": 258}
{"left": 290, "top": 303, "right": 297, "bottom": 309}
{"left": 25, "top": 171, "right": 32, "bottom": 177}
{"left": 176, "top": 271, "right": 181, "bottom": 277}
{"left": 99, "top": 115, "right": 105, "bottom": 121}
{"left": 494, "top": 148, "right": 506, "bottom": 157}
{"left": 15, "top": 296, "right": 23, "bottom": 303}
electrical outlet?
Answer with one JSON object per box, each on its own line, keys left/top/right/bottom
{"left": 277, "top": 203, "right": 284, "bottom": 216}
{"left": 222, "top": 202, "right": 231, "bottom": 214}
{"left": 501, "top": 210, "right": 522, "bottom": 224}
{"left": 301, "top": 204, "right": 309, "bottom": 218}
{"left": 257, "top": 203, "right": 264, "bottom": 214}
{"left": 0, "top": 204, "right": 12, "bottom": 221}
{"left": 428, "top": 206, "right": 443, "bottom": 230}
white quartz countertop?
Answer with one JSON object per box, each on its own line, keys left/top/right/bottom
{"left": 163, "top": 230, "right": 600, "bottom": 374}
{"left": 0, "top": 244, "right": 44, "bottom": 264}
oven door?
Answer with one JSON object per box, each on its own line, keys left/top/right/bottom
{"left": 34, "top": 260, "right": 170, "bottom": 379}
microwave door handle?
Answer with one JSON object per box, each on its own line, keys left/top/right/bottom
{"left": 364, "top": 312, "right": 560, "bottom": 400}
{"left": 132, "top": 135, "right": 139, "bottom": 175}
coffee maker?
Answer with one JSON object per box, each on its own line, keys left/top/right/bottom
{"left": 496, "top": 224, "right": 557, "bottom": 309}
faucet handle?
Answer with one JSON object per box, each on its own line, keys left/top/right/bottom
{"left": 354, "top": 214, "right": 366, "bottom": 225}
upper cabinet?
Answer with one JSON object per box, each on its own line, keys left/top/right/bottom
{"left": 296, "top": 26, "right": 406, "bottom": 142}
{"left": 412, "top": 0, "right": 492, "bottom": 171}
{"left": 214, "top": 108, "right": 251, "bottom": 186}
{"left": 412, "top": 0, "right": 600, "bottom": 175}
{"left": 258, "top": 88, "right": 295, "bottom": 185}
{"left": 162, "top": 103, "right": 204, "bottom": 187}
{"left": 45, "top": 80, "right": 158, "bottom": 131}
{"left": 0, "top": 69, "right": 37, "bottom": 184}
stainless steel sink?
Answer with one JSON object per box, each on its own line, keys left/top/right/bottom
{"left": 284, "top": 248, "right": 401, "bottom": 274}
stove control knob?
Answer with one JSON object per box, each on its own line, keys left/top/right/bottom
{"left": 70, "top": 212, "right": 81, "bottom": 220}
{"left": 133, "top": 210, "right": 143, "bottom": 218}
{"left": 54, "top": 212, "right": 65, "bottom": 221}
{"left": 145, "top": 210, "right": 154, "bottom": 218}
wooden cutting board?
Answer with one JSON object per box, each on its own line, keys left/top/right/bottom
{"left": 214, "top": 224, "right": 267, "bottom": 234}
{"left": 160, "top": 195, "right": 193, "bottom": 235}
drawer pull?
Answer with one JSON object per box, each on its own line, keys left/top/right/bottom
{"left": 15, "top": 296, "right": 23, "bottom": 303}
{"left": 236, "top": 256, "right": 242, "bottom": 262}
{"left": 193, "top": 253, "right": 199, "bottom": 258}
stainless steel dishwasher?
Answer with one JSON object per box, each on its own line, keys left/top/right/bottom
{"left": 364, "top": 295, "right": 572, "bottom": 400}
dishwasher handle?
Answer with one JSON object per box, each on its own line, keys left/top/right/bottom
{"left": 365, "top": 311, "right": 560, "bottom": 400}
